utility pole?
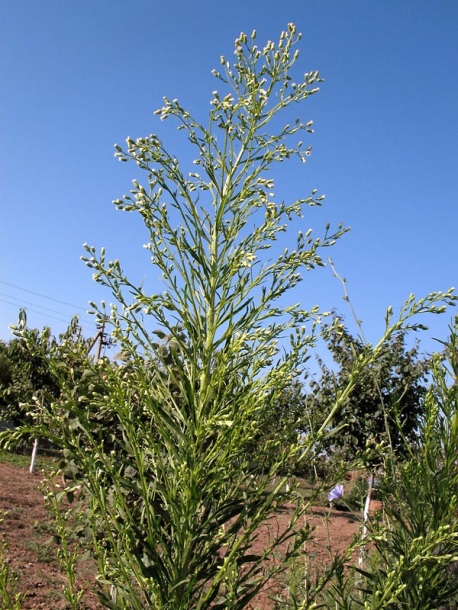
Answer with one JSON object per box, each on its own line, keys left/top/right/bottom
{"left": 95, "top": 320, "right": 105, "bottom": 360}
{"left": 88, "top": 319, "right": 114, "bottom": 359}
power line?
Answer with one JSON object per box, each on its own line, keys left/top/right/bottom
{"left": 0, "top": 280, "right": 89, "bottom": 312}
{"left": 0, "top": 297, "right": 89, "bottom": 327}
{"left": 0, "top": 291, "right": 97, "bottom": 327}
{"left": 0, "top": 300, "right": 98, "bottom": 333}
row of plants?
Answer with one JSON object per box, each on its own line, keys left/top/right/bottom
{"left": 1, "top": 24, "right": 457, "bottom": 608}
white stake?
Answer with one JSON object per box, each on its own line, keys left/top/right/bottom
{"left": 358, "top": 472, "right": 374, "bottom": 568}
{"left": 30, "top": 438, "right": 38, "bottom": 474}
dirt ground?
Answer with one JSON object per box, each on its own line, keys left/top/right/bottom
{"left": 0, "top": 461, "right": 361, "bottom": 609}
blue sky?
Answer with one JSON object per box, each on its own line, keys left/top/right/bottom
{"left": 1, "top": 1, "right": 457, "bottom": 359}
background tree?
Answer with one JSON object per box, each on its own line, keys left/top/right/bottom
{"left": 245, "top": 379, "right": 307, "bottom": 473}
{"left": 0, "top": 312, "right": 93, "bottom": 427}
{"left": 0, "top": 341, "right": 14, "bottom": 422}
{"left": 0, "top": 326, "right": 59, "bottom": 426}
{"left": 305, "top": 316, "right": 430, "bottom": 466}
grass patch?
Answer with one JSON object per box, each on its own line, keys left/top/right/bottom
{"left": 0, "top": 449, "right": 55, "bottom": 472}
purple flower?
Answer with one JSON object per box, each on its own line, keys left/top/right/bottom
{"left": 328, "top": 484, "right": 344, "bottom": 502}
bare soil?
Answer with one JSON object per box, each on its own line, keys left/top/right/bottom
{"left": 0, "top": 461, "right": 362, "bottom": 609}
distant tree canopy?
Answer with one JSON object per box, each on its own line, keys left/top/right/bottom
{"left": 304, "top": 318, "right": 430, "bottom": 466}
{"left": 0, "top": 332, "right": 59, "bottom": 426}
{"left": 244, "top": 379, "right": 307, "bottom": 472}
{"left": 0, "top": 313, "right": 94, "bottom": 426}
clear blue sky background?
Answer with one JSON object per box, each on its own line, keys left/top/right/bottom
{"left": 1, "top": 1, "right": 457, "bottom": 360}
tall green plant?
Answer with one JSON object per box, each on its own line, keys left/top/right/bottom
{"left": 85, "top": 25, "right": 348, "bottom": 608}
{"left": 14, "top": 25, "right": 349, "bottom": 609}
